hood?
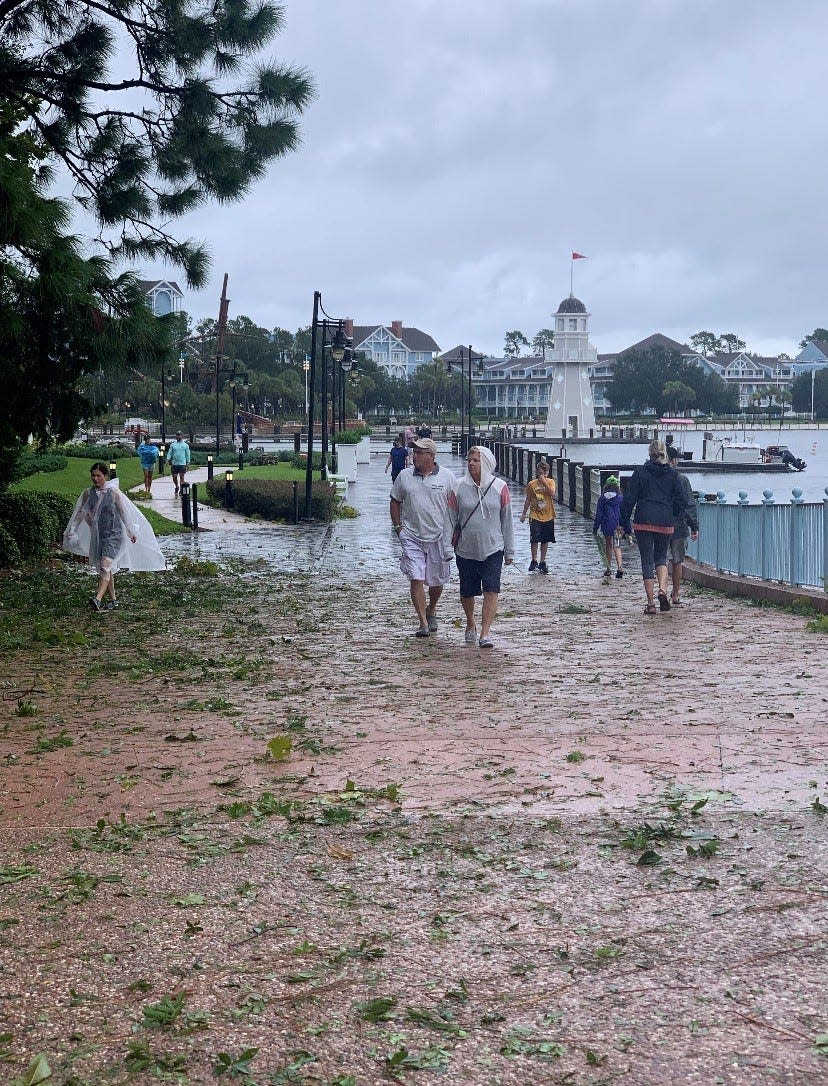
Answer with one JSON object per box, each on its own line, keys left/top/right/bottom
{"left": 461, "top": 446, "right": 497, "bottom": 518}
{"left": 461, "top": 445, "right": 495, "bottom": 488}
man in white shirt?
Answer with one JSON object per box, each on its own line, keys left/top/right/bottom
{"left": 389, "top": 438, "right": 456, "bottom": 637}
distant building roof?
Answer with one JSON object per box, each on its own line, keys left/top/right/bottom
{"left": 556, "top": 295, "right": 587, "bottom": 314}
{"left": 353, "top": 324, "right": 440, "bottom": 353}
{"left": 138, "top": 278, "right": 183, "bottom": 294}
{"left": 622, "top": 332, "right": 689, "bottom": 355}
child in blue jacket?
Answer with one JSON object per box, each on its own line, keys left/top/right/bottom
{"left": 592, "top": 475, "right": 624, "bottom": 580}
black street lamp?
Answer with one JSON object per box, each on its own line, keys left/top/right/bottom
{"left": 303, "top": 292, "right": 349, "bottom": 519}
{"left": 338, "top": 347, "right": 357, "bottom": 432}
{"left": 160, "top": 364, "right": 175, "bottom": 445}
{"left": 447, "top": 346, "right": 485, "bottom": 454}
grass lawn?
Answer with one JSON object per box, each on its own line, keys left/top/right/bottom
{"left": 13, "top": 457, "right": 190, "bottom": 536}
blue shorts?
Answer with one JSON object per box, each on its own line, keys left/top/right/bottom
{"left": 456, "top": 551, "right": 504, "bottom": 598}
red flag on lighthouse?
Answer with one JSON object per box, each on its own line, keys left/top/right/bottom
{"left": 572, "top": 251, "right": 587, "bottom": 260}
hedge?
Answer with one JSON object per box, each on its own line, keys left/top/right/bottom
{"left": 12, "top": 448, "right": 69, "bottom": 482}
{"left": 205, "top": 477, "right": 339, "bottom": 521}
{"left": 0, "top": 491, "right": 73, "bottom": 566}
{"left": 60, "top": 443, "right": 137, "bottom": 459}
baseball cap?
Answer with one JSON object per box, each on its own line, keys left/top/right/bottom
{"left": 412, "top": 437, "right": 437, "bottom": 455}
{"left": 666, "top": 446, "right": 680, "bottom": 461}
{"left": 175, "top": 430, "right": 183, "bottom": 437}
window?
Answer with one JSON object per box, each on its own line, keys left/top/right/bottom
{"left": 569, "top": 319, "right": 577, "bottom": 331}
{"left": 391, "top": 350, "right": 406, "bottom": 365}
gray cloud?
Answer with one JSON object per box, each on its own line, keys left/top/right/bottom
{"left": 142, "top": 0, "right": 828, "bottom": 356}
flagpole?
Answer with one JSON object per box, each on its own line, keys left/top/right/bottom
{"left": 570, "top": 256, "right": 573, "bottom": 296}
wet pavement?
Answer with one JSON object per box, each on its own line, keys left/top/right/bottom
{"left": 156, "top": 444, "right": 602, "bottom": 577}
{"left": 150, "top": 447, "right": 828, "bottom": 818}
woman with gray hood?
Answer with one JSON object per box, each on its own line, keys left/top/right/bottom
{"left": 447, "top": 446, "right": 514, "bottom": 648}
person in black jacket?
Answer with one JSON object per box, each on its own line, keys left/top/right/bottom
{"left": 667, "top": 446, "right": 699, "bottom": 605}
{"left": 620, "top": 439, "right": 690, "bottom": 614}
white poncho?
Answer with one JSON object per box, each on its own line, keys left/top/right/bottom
{"left": 63, "top": 479, "right": 165, "bottom": 574}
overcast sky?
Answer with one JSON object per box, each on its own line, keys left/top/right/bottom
{"left": 145, "top": 0, "right": 828, "bottom": 358}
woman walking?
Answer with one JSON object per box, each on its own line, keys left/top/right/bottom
{"left": 448, "top": 446, "right": 514, "bottom": 648}
{"left": 620, "top": 440, "right": 690, "bottom": 614}
{"left": 63, "top": 462, "right": 165, "bottom": 610}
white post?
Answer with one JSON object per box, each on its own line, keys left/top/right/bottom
{"left": 812, "top": 368, "right": 816, "bottom": 423}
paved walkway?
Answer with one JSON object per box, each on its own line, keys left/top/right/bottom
{"left": 131, "top": 465, "right": 249, "bottom": 530}
{"left": 1, "top": 446, "right": 826, "bottom": 1083}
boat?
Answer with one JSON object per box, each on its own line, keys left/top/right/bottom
{"left": 762, "top": 444, "right": 807, "bottom": 471}
{"left": 699, "top": 434, "right": 806, "bottom": 471}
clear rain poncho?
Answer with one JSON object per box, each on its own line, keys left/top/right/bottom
{"left": 63, "top": 479, "right": 165, "bottom": 574}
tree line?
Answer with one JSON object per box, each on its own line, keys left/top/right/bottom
{"left": 1, "top": 1, "right": 313, "bottom": 479}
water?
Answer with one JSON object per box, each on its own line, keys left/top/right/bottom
{"left": 560, "top": 428, "right": 828, "bottom": 502}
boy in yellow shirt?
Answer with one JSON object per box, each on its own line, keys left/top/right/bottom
{"left": 519, "top": 459, "right": 557, "bottom": 573}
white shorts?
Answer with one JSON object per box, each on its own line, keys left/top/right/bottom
{"left": 399, "top": 532, "right": 451, "bottom": 587}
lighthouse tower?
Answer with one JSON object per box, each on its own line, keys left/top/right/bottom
{"left": 544, "top": 295, "right": 597, "bottom": 438}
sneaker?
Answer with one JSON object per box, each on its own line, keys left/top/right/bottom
{"left": 603, "top": 568, "right": 611, "bottom": 577}
{"left": 89, "top": 597, "right": 102, "bottom": 612}
{"left": 615, "top": 569, "right": 624, "bottom": 579}
{"left": 425, "top": 610, "right": 438, "bottom": 632}
{"left": 537, "top": 562, "right": 549, "bottom": 574}
{"left": 414, "top": 624, "right": 430, "bottom": 638}
{"left": 101, "top": 599, "right": 119, "bottom": 611}
{"left": 478, "top": 636, "right": 494, "bottom": 649}
{"left": 464, "top": 628, "right": 478, "bottom": 643}
{"left": 528, "top": 560, "right": 538, "bottom": 572}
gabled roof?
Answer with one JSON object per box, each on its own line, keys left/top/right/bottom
{"left": 352, "top": 324, "right": 440, "bottom": 353}
{"left": 622, "top": 332, "right": 688, "bottom": 355}
{"left": 807, "top": 338, "right": 828, "bottom": 357}
{"left": 138, "top": 278, "right": 184, "bottom": 294}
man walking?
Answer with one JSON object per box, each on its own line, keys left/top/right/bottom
{"left": 667, "top": 446, "right": 699, "bottom": 605}
{"left": 137, "top": 434, "right": 159, "bottom": 494}
{"left": 167, "top": 431, "right": 191, "bottom": 496}
{"left": 390, "top": 437, "right": 456, "bottom": 637}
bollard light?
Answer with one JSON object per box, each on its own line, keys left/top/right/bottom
{"left": 207, "top": 453, "right": 214, "bottom": 480}
{"left": 224, "top": 469, "right": 234, "bottom": 510}
{"left": 109, "top": 461, "right": 117, "bottom": 478}
{"left": 225, "top": 470, "right": 233, "bottom": 482}
{"left": 180, "top": 480, "right": 192, "bottom": 526}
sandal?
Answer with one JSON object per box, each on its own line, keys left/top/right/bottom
{"left": 644, "top": 603, "right": 657, "bottom": 615}
{"left": 658, "top": 592, "right": 671, "bottom": 612}
{"left": 671, "top": 597, "right": 682, "bottom": 606}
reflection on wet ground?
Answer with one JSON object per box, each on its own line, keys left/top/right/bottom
{"left": 160, "top": 447, "right": 608, "bottom": 579}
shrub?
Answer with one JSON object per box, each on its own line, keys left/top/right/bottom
{"left": 60, "top": 443, "right": 136, "bottom": 459}
{"left": 334, "top": 428, "right": 367, "bottom": 444}
{"left": 11, "top": 448, "right": 69, "bottom": 482}
{"left": 205, "top": 477, "right": 339, "bottom": 521}
{"left": 290, "top": 451, "right": 324, "bottom": 471}
{"left": 0, "top": 491, "right": 67, "bottom": 561}
{"left": 0, "top": 525, "right": 21, "bottom": 568}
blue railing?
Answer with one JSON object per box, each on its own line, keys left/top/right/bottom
{"left": 687, "top": 487, "right": 828, "bottom": 590}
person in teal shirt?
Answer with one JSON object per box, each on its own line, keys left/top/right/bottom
{"left": 167, "top": 431, "right": 191, "bottom": 495}
{"left": 137, "top": 436, "right": 159, "bottom": 494}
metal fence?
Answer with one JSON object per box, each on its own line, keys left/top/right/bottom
{"left": 687, "top": 487, "right": 828, "bottom": 590}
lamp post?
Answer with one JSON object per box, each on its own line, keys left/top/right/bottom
{"left": 160, "top": 364, "right": 175, "bottom": 445}
{"left": 303, "top": 292, "right": 349, "bottom": 519}
{"left": 447, "top": 346, "right": 484, "bottom": 455}
{"left": 327, "top": 324, "right": 347, "bottom": 471}
{"left": 812, "top": 367, "right": 817, "bottom": 423}
{"left": 339, "top": 346, "right": 356, "bottom": 432}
